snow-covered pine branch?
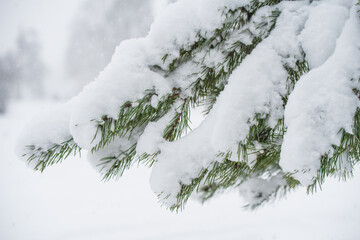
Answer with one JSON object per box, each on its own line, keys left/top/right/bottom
{"left": 16, "top": 0, "right": 360, "bottom": 211}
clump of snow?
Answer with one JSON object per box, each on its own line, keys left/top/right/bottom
{"left": 136, "top": 112, "right": 173, "bottom": 156}
{"left": 147, "top": 0, "right": 251, "bottom": 61}
{"left": 239, "top": 174, "right": 286, "bottom": 206}
{"left": 15, "top": 102, "right": 73, "bottom": 168}
{"left": 69, "top": 38, "right": 171, "bottom": 150}
{"left": 209, "top": 45, "right": 287, "bottom": 150}
{"left": 280, "top": 4, "right": 360, "bottom": 185}
{"left": 299, "top": 1, "right": 350, "bottom": 69}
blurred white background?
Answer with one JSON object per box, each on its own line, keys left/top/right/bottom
{"left": 0, "top": 1, "right": 359, "bottom": 239}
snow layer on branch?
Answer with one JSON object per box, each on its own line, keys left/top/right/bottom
{"left": 16, "top": 0, "right": 360, "bottom": 208}
{"left": 299, "top": 0, "right": 350, "bottom": 69}
{"left": 15, "top": 103, "right": 72, "bottom": 168}
{"left": 69, "top": 0, "right": 248, "bottom": 150}
{"left": 150, "top": 3, "right": 310, "bottom": 206}
{"left": 280, "top": 3, "right": 360, "bottom": 185}
{"left": 239, "top": 174, "right": 286, "bottom": 206}
{"left": 136, "top": 112, "right": 173, "bottom": 155}
{"left": 16, "top": 0, "right": 250, "bottom": 167}
{"left": 210, "top": 45, "right": 287, "bottom": 150}
{"left": 147, "top": 0, "right": 250, "bottom": 61}
{"left": 69, "top": 38, "right": 171, "bottom": 149}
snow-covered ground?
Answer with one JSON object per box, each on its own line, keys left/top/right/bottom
{"left": 1, "top": 101, "right": 360, "bottom": 240}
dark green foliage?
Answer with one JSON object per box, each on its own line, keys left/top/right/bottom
{"left": 92, "top": 87, "right": 181, "bottom": 152}
{"left": 138, "top": 151, "right": 160, "bottom": 168}
{"left": 191, "top": 35, "right": 265, "bottom": 114}
{"left": 169, "top": 7, "right": 281, "bottom": 110}
{"left": 99, "top": 143, "right": 137, "bottom": 181}
{"left": 163, "top": 98, "right": 191, "bottom": 141}
{"left": 24, "top": 138, "right": 81, "bottom": 172}
{"left": 283, "top": 54, "right": 310, "bottom": 94}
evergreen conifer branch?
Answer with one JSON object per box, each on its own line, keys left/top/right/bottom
{"left": 17, "top": 0, "right": 360, "bottom": 212}
{"left": 24, "top": 138, "right": 81, "bottom": 172}
{"left": 91, "top": 87, "right": 181, "bottom": 152}
{"left": 138, "top": 151, "right": 160, "bottom": 167}
{"left": 99, "top": 146, "right": 161, "bottom": 181}
{"left": 99, "top": 143, "right": 137, "bottom": 181}
{"left": 87, "top": 2, "right": 284, "bottom": 183}
{"left": 163, "top": 2, "right": 280, "bottom": 75}
{"left": 168, "top": 56, "right": 358, "bottom": 210}
{"left": 163, "top": 98, "right": 191, "bottom": 141}
{"left": 167, "top": 52, "right": 310, "bottom": 210}
{"left": 191, "top": 11, "right": 280, "bottom": 113}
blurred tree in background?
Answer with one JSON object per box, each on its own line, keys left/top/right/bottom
{"left": 0, "top": 30, "right": 45, "bottom": 113}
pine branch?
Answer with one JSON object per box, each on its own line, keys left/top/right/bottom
{"left": 138, "top": 151, "right": 160, "bottom": 168}
{"left": 98, "top": 143, "right": 137, "bottom": 181}
{"left": 92, "top": 2, "right": 283, "bottom": 157}
{"left": 98, "top": 145, "right": 162, "bottom": 181}
{"left": 91, "top": 88, "right": 181, "bottom": 152}
{"left": 168, "top": 51, "right": 310, "bottom": 211}
{"left": 17, "top": 0, "right": 360, "bottom": 212}
{"left": 163, "top": 98, "right": 191, "bottom": 141}
{"left": 24, "top": 138, "right": 81, "bottom": 172}
{"left": 193, "top": 10, "right": 281, "bottom": 114}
